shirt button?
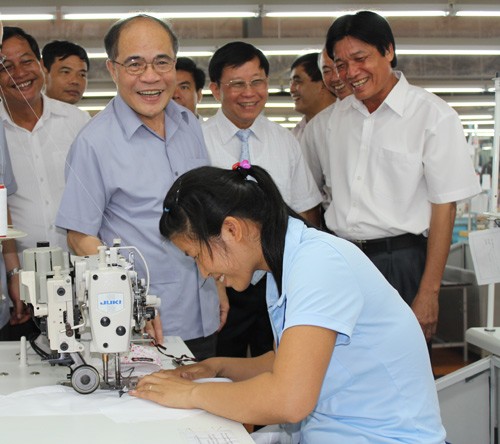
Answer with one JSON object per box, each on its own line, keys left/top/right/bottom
{"left": 357, "top": 176, "right": 362, "bottom": 180}
{"left": 175, "top": 171, "right": 179, "bottom": 176}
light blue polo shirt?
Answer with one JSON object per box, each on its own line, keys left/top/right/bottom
{"left": 0, "top": 126, "right": 18, "bottom": 329}
{"left": 56, "top": 95, "right": 219, "bottom": 340}
{"left": 267, "top": 217, "right": 446, "bottom": 443}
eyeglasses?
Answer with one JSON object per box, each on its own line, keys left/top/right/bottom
{"left": 111, "top": 55, "right": 176, "bottom": 76}
{"left": 0, "top": 53, "right": 7, "bottom": 66}
{"left": 221, "top": 78, "right": 267, "bottom": 91}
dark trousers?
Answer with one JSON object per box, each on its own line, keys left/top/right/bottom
{"left": 366, "top": 241, "right": 427, "bottom": 307}
{"left": 184, "top": 332, "right": 217, "bottom": 361}
{"left": 0, "top": 316, "right": 40, "bottom": 341}
{"left": 216, "top": 276, "right": 274, "bottom": 358}
{"left": 363, "top": 239, "right": 433, "bottom": 356}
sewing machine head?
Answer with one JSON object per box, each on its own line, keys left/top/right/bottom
{"left": 19, "top": 243, "right": 160, "bottom": 394}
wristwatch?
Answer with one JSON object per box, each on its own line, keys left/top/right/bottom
{"left": 6, "top": 267, "right": 20, "bottom": 280}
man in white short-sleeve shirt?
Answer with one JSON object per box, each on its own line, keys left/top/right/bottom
{"left": 323, "top": 11, "right": 481, "bottom": 343}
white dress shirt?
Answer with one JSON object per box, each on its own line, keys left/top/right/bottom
{"left": 1, "top": 95, "right": 90, "bottom": 254}
{"left": 321, "top": 72, "right": 481, "bottom": 240}
{"left": 291, "top": 116, "right": 307, "bottom": 142}
{"left": 301, "top": 102, "right": 337, "bottom": 210}
{"left": 202, "top": 109, "right": 322, "bottom": 214}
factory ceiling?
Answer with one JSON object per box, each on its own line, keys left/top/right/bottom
{"left": 0, "top": 0, "right": 499, "bottom": 137}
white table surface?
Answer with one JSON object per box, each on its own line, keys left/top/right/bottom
{"left": 0, "top": 337, "right": 255, "bottom": 444}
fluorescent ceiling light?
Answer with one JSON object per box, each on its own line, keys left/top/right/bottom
{"left": 425, "top": 87, "right": 486, "bottom": 94}
{"left": 62, "top": 6, "right": 258, "bottom": 20}
{"left": 87, "top": 52, "right": 108, "bottom": 59}
{"left": 456, "top": 11, "right": 500, "bottom": 17}
{"left": 459, "top": 114, "right": 493, "bottom": 120}
{"left": 83, "top": 91, "right": 117, "bottom": 98}
{"left": 281, "top": 123, "right": 297, "bottom": 128}
{"left": 197, "top": 104, "right": 221, "bottom": 109}
{"left": 463, "top": 128, "right": 494, "bottom": 136}
{"left": 0, "top": 7, "right": 56, "bottom": 21}
{"left": 268, "top": 117, "right": 286, "bottom": 122}
{"left": 264, "top": 103, "right": 295, "bottom": 108}
{"left": 461, "top": 120, "right": 495, "bottom": 125}
{"left": 78, "top": 105, "right": 106, "bottom": 112}
{"left": 0, "top": 13, "right": 55, "bottom": 20}
{"left": 64, "top": 12, "right": 257, "bottom": 19}
{"left": 179, "top": 51, "right": 214, "bottom": 57}
{"left": 264, "top": 8, "right": 446, "bottom": 18}
{"left": 447, "top": 101, "right": 495, "bottom": 107}
{"left": 399, "top": 48, "right": 500, "bottom": 55}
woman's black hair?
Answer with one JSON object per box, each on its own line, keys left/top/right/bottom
{"left": 159, "top": 165, "right": 303, "bottom": 294}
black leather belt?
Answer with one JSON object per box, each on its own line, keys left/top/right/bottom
{"left": 350, "top": 233, "right": 427, "bottom": 255}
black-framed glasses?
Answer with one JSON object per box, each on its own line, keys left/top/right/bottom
{"left": 220, "top": 77, "right": 268, "bottom": 91}
{"left": 111, "top": 55, "right": 176, "bottom": 76}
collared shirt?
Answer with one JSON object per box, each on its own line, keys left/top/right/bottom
{"left": 0, "top": 125, "right": 17, "bottom": 329}
{"left": 202, "top": 109, "right": 322, "bottom": 214}
{"left": 322, "top": 72, "right": 480, "bottom": 240}
{"left": 56, "top": 95, "right": 219, "bottom": 341}
{"left": 0, "top": 95, "right": 90, "bottom": 253}
{"left": 291, "top": 116, "right": 307, "bottom": 142}
{"left": 266, "top": 217, "right": 446, "bottom": 443}
{"left": 301, "top": 102, "right": 337, "bottom": 210}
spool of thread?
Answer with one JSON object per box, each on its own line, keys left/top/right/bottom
{"left": 0, "top": 184, "right": 7, "bottom": 237}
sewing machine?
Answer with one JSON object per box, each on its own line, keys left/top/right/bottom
{"left": 19, "top": 243, "right": 160, "bottom": 394}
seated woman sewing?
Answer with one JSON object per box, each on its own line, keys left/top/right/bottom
{"left": 130, "top": 163, "right": 446, "bottom": 444}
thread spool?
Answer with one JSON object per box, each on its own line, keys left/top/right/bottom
{"left": 0, "top": 184, "right": 7, "bottom": 237}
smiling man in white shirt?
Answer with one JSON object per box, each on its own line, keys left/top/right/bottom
{"left": 323, "top": 11, "right": 481, "bottom": 344}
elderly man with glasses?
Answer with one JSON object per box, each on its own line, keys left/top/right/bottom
{"left": 56, "top": 15, "right": 225, "bottom": 360}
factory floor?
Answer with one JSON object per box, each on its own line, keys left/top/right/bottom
{"left": 432, "top": 346, "right": 480, "bottom": 378}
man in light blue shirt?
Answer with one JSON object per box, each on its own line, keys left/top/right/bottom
{"left": 56, "top": 14, "right": 221, "bottom": 359}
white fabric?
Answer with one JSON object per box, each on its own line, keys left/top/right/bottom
{"left": 300, "top": 102, "right": 337, "bottom": 210}
{"left": 320, "top": 72, "right": 481, "bottom": 240}
{"left": 202, "top": 109, "right": 322, "bottom": 213}
{"left": 1, "top": 95, "right": 90, "bottom": 254}
{"left": 290, "top": 116, "right": 307, "bottom": 142}
{"left": 0, "top": 385, "right": 204, "bottom": 422}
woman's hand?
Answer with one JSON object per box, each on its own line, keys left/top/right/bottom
{"left": 130, "top": 371, "right": 199, "bottom": 409}
{"left": 169, "top": 359, "right": 219, "bottom": 380}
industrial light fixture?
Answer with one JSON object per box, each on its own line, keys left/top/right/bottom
{"left": 447, "top": 101, "right": 496, "bottom": 108}
{"left": 0, "top": 7, "right": 56, "bottom": 21}
{"left": 458, "top": 114, "right": 493, "bottom": 120}
{"left": 461, "top": 120, "right": 495, "bottom": 125}
{"left": 425, "top": 87, "right": 487, "bottom": 94}
{"left": 61, "top": 5, "right": 258, "bottom": 20}
{"left": 263, "top": 5, "right": 448, "bottom": 18}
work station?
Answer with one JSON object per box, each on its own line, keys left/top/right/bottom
{"left": 0, "top": 1, "right": 499, "bottom": 443}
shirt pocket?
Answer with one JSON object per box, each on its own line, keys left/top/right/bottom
{"left": 372, "top": 146, "right": 421, "bottom": 203}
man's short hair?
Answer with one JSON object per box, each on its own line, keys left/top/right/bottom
{"left": 291, "top": 52, "right": 323, "bottom": 82}
{"left": 208, "top": 41, "right": 269, "bottom": 84}
{"left": 176, "top": 57, "right": 206, "bottom": 91}
{"left": 42, "top": 40, "right": 90, "bottom": 71}
{"left": 325, "top": 10, "right": 397, "bottom": 68}
{"left": 104, "top": 14, "right": 179, "bottom": 61}
{"left": 2, "top": 26, "right": 41, "bottom": 60}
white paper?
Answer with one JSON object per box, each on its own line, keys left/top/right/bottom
{"left": 469, "top": 228, "right": 500, "bottom": 285}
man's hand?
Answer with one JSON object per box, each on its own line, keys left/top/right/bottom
{"left": 411, "top": 289, "right": 439, "bottom": 341}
